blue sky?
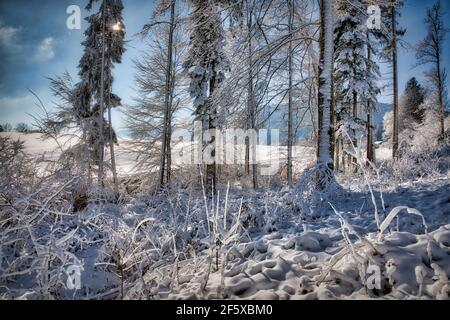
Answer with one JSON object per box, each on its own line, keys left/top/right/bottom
{"left": 0, "top": 0, "right": 449, "bottom": 134}
{"left": 378, "top": 0, "right": 450, "bottom": 104}
{"left": 0, "top": 0, "right": 154, "bottom": 134}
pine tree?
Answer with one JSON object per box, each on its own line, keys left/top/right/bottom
{"left": 333, "top": 0, "right": 380, "bottom": 170}
{"left": 399, "top": 77, "right": 425, "bottom": 131}
{"left": 74, "top": 0, "right": 125, "bottom": 189}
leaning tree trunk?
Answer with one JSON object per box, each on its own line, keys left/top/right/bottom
{"left": 107, "top": 95, "right": 118, "bottom": 193}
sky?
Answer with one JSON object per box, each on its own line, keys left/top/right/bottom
{"left": 378, "top": 0, "right": 450, "bottom": 104}
{"left": 0, "top": 0, "right": 154, "bottom": 135}
{"left": 0, "top": 0, "right": 449, "bottom": 135}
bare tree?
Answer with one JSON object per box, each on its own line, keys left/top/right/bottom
{"left": 416, "top": 0, "right": 449, "bottom": 138}
{"left": 389, "top": 1, "right": 403, "bottom": 159}
{"left": 139, "top": 0, "right": 180, "bottom": 189}
{"left": 124, "top": 8, "right": 187, "bottom": 180}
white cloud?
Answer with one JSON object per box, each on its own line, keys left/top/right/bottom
{"left": 35, "top": 37, "right": 55, "bottom": 62}
{"left": 0, "top": 20, "right": 22, "bottom": 50}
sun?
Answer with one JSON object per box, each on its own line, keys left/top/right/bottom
{"left": 112, "top": 22, "right": 122, "bottom": 31}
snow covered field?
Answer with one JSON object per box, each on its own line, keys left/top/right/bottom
{"left": 0, "top": 132, "right": 317, "bottom": 177}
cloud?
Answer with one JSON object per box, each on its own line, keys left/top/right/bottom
{"left": 35, "top": 37, "right": 55, "bottom": 62}
{"left": 0, "top": 20, "right": 22, "bottom": 50}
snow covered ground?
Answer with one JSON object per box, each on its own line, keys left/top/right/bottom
{"left": 1, "top": 133, "right": 449, "bottom": 300}
{"left": 123, "top": 177, "right": 450, "bottom": 300}
{"left": 0, "top": 132, "right": 317, "bottom": 176}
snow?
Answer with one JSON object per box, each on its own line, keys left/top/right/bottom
{"left": 123, "top": 177, "right": 450, "bottom": 300}
{"left": 1, "top": 130, "right": 449, "bottom": 300}
{"left": 0, "top": 132, "right": 139, "bottom": 175}
{"left": 2, "top": 0, "right": 449, "bottom": 302}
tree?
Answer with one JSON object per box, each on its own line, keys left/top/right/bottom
{"left": 137, "top": 0, "right": 182, "bottom": 189}
{"left": 287, "top": 0, "right": 295, "bottom": 185}
{"left": 388, "top": 1, "right": 405, "bottom": 159}
{"left": 317, "top": 0, "right": 334, "bottom": 171}
{"left": 15, "top": 123, "right": 30, "bottom": 133}
{"left": 316, "top": 0, "right": 334, "bottom": 172}
{"left": 245, "top": 0, "right": 258, "bottom": 189}
{"left": 416, "top": 0, "right": 449, "bottom": 138}
{"left": 0, "top": 123, "right": 12, "bottom": 132}
{"left": 208, "top": 0, "right": 317, "bottom": 188}
{"left": 333, "top": 0, "right": 380, "bottom": 170}
{"left": 399, "top": 77, "right": 425, "bottom": 131}
{"left": 76, "top": 0, "right": 125, "bottom": 190}
{"left": 184, "top": 0, "right": 230, "bottom": 195}
{"left": 124, "top": 0, "right": 187, "bottom": 184}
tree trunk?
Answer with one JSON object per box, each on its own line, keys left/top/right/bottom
{"left": 207, "top": 65, "right": 217, "bottom": 196}
{"left": 367, "top": 112, "right": 374, "bottom": 162}
{"left": 335, "top": 136, "right": 340, "bottom": 172}
{"left": 108, "top": 95, "right": 118, "bottom": 193}
{"left": 437, "top": 50, "right": 445, "bottom": 137}
{"left": 316, "top": 0, "right": 324, "bottom": 161}
{"left": 159, "top": 0, "right": 176, "bottom": 189}
{"left": 98, "top": 10, "right": 107, "bottom": 190}
{"left": 317, "top": 0, "right": 334, "bottom": 169}
{"left": 245, "top": 1, "right": 258, "bottom": 189}
{"left": 287, "top": 0, "right": 294, "bottom": 185}
{"left": 366, "top": 39, "right": 374, "bottom": 164}
{"left": 392, "top": 5, "right": 399, "bottom": 159}
{"left": 352, "top": 90, "right": 358, "bottom": 171}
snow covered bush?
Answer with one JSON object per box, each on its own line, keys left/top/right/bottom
{"left": 381, "top": 92, "right": 450, "bottom": 182}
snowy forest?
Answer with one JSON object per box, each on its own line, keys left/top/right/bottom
{"left": 0, "top": 0, "right": 449, "bottom": 301}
